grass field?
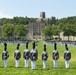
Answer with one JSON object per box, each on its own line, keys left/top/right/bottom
{"left": 0, "top": 40, "right": 76, "bottom": 75}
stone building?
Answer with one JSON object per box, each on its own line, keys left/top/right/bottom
{"left": 27, "top": 22, "right": 45, "bottom": 40}
{"left": 60, "top": 32, "right": 76, "bottom": 41}
{"left": 36, "top": 12, "right": 56, "bottom": 25}
{"left": 27, "top": 12, "right": 56, "bottom": 40}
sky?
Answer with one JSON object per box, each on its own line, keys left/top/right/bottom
{"left": 0, "top": 0, "right": 76, "bottom": 19}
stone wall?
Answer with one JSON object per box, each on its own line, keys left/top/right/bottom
{"left": 27, "top": 22, "right": 45, "bottom": 40}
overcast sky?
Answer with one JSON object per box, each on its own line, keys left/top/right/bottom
{"left": 0, "top": 0, "right": 76, "bottom": 19}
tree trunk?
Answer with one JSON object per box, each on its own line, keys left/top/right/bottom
{"left": 68, "top": 36, "right": 69, "bottom": 41}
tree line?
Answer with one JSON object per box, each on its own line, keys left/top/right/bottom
{"left": 2, "top": 24, "right": 28, "bottom": 41}
{"left": 0, "top": 17, "right": 36, "bottom": 25}
{"left": 42, "top": 24, "right": 76, "bottom": 41}
{"left": 0, "top": 16, "right": 76, "bottom": 25}
{"left": 0, "top": 16, "right": 76, "bottom": 41}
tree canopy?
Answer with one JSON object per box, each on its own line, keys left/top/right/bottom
{"left": 42, "top": 25, "right": 53, "bottom": 39}
{"left": 14, "top": 24, "right": 28, "bottom": 38}
{"left": 2, "top": 24, "right": 14, "bottom": 39}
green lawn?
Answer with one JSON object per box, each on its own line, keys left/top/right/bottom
{"left": 0, "top": 40, "right": 76, "bottom": 75}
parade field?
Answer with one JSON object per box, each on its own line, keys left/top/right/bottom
{"left": 0, "top": 40, "right": 76, "bottom": 75}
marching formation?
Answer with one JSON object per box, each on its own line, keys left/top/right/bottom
{"left": 2, "top": 41, "right": 71, "bottom": 69}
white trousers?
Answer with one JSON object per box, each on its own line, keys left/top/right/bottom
{"left": 3, "top": 60, "right": 7, "bottom": 68}
{"left": 43, "top": 60, "right": 46, "bottom": 69}
{"left": 65, "top": 60, "right": 70, "bottom": 68}
{"left": 24, "top": 59, "right": 29, "bottom": 68}
{"left": 53, "top": 60, "right": 58, "bottom": 68}
{"left": 31, "top": 61, "right": 36, "bottom": 70}
{"left": 15, "top": 60, "right": 20, "bottom": 67}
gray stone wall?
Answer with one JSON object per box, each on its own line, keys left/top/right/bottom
{"left": 27, "top": 22, "right": 45, "bottom": 40}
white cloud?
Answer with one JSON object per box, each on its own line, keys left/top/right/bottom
{"left": 0, "top": 11, "right": 13, "bottom": 18}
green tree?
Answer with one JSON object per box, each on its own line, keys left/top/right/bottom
{"left": 14, "top": 24, "right": 28, "bottom": 39}
{"left": 70, "top": 24, "right": 76, "bottom": 40}
{"left": 52, "top": 25, "right": 60, "bottom": 36}
{"left": 52, "top": 25, "right": 61, "bottom": 40}
{"left": 62, "top": 23, "right": 75, "bottom": 41}
{"left": 2, "top": 24, "right": 14, "bottom": 39}
{"left": 42, "top": 25, "right": 53, "bottom": 39}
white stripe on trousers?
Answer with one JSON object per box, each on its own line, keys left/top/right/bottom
{"left": 15, "top": 60, "right": 20, "bottom": 67}
{"left": 43, "top": 60, "right": 46, "bottom": 69}
{"left": 3, "top": 60, "right": 7, "bottom": 68}
{"left": 53, "top": 60, "right": 58, "bottom": 68}
{"left": 65, "top": 60, "right": 70, "bottom": 68}
{"left": 31, "top": 61, "right": 36, "bottom": 70}
{"left": 24, "top": 59, "right": 29, "bottom": 67}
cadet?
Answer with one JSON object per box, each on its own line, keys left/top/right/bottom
{"left": 42, "top": 44, "right": 48, "bottom": 69}
{"left": 2, "top": 43, "right": 9, "bottom": 68}
{"left": 14, "top": 43, "right": 21, "bottom": 67}
{"left": 52, "top": 43, "right": 59, "bottom": 68}
{"left": 23, "top": 42, "right": 30, "bottom": 68}
{"left": 64, "top": 43, "right": 71, "bottom": 68}
{"left": 30, "top": 42, "right": 38, "bottom": 70}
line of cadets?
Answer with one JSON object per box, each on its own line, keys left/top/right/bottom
{"left": 2, "top": 41, "right": 71, "bottom": 69}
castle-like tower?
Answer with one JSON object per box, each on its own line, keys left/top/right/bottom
{"left": 40, "top": 12, "right": 45, "bottom": 18}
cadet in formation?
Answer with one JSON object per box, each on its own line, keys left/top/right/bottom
{"left": 64, "top": 43, "right": 71, "bottom": 68}
{"left": 52, "top": 43, "right": 59, "bottom": 68}
{"left": 23, "top": 42, "right": 30, "bottom": 68}
{"left": 42, "top": 44, "right": 48, "bottom": 69}
{"left": 2, "top": 43, "right": 9, "bottom": 68}
{"left": 14, "top": 43, "right": 21, "bottom": 67}
{"left": 30, "top": 42, "right": 38, "bottom": 70}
